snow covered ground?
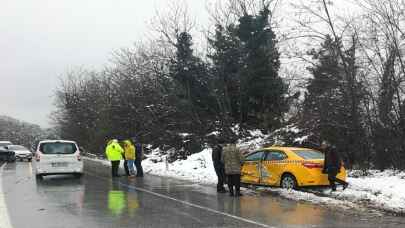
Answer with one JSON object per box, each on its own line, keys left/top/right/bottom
{"left": 139, "top": 148, "right": 405, "bottom": 214}
{"left": 86, "top": 127, "right": 405, "bottom": 215}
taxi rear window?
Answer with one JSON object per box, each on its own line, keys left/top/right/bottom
{"left": 293, "top": 150, "right": 324, "bottom": 160}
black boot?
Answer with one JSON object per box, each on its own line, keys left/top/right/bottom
{"left": 217, "top": 188, "right": 227, "bottom": 193}
{"left": 343, "top": 183, "right": 348, "bottom": 190}
{"left": 229, "top": 188, "right": 234, "bottom": 196}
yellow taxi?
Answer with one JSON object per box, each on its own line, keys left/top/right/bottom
{"left": 241, "top": 147, "right": 347, "bottom": 189}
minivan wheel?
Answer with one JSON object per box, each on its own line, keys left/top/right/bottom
{"left": 74, "top": 173, "right": 83, "bottom": 178}
{"left": 36, "top": 174, "right": 43, "bottom": 180}
{"left": 281, "top": 174, "right": 298, "bottom": 189}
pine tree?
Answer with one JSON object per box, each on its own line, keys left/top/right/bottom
{"left": 302, "top": 36, "right": 348, "bottom": 141}
{"left": 208, "top": 6, "right": 287, "bottom": 131}
{"left": 207, "top": 24, "right": 242, "bottom": 130}
{"left": 302, "top": 36, "right": 367, "bottom": 167}
{"left": 237, "top": 7, "right": 287, "bottom": 129}
{"left": 168, "top": 31, "right": 215, "bottom": 131}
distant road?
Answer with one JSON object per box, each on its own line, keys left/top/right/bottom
{"left": 1, "top": 161, "right": 405, "bottom": 228}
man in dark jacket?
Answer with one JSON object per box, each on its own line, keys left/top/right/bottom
{"left": 221, "top": 139, "right": 243, "bottom": 197}
{"left": 134, "top": 139, "right": 144, "bottom": 177}
{"left": 212, "top": 138, "right": 226, "bottom": 193}
{"left": 321, "top": 140, "right": 349, "bottom": 191}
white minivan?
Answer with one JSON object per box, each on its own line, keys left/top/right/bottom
{"left": 34, "top": 140, "right": 83, "bottom": 179}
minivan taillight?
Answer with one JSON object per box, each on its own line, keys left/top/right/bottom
{"left": 35, "top": 153, "right": 41, "bottom": 162}
{"left": 302, "top": 162, "right": 323, "bottom": 169}
{"left": 77, "top": 154, "right": 81, "bottom": 161}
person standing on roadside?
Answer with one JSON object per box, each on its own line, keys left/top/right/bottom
{"left": 321, "top": 140, "right": 349, "bottom": 191}
{"left": 119, "top": 140, "right": 130, "bottom": 176}
{"left": 105, "top": 139, "right": 124, "bottom": 178}
{"left": 123, "top": 140, "right": 136, "bottom": 177}
{"left": 134, "top": 138, "right": 144, "bottom": 177}
{"left": 221, "top": 139, "right": 243, "bottom": 197}
{"left": 212, "top": 138, "right": 226, "bottom": 193}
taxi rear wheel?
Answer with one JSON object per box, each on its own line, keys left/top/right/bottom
{"left": 281, "top": 174, "right": 297, "bottom": 189}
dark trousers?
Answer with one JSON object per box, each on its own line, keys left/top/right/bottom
{"left": 214, "top": 163, "right": 226, "bottom": 191}
{"left": 123, "top": 160, "right": 130, "bottom": 176}
{"left": 227, "top": 174, "right": 241, "bottom": 194}
{"left": 135, "top": 159, "right": 143, "bottom": 177}
{"left": 111, "top": 160, "right": 120, "bottom": 177}
{"left": 328, "top": 169, "right": 348, "bottom": 190}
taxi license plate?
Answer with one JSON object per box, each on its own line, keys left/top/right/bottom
{"left": 52, "top": 162, "right": 68, "bottom": 167}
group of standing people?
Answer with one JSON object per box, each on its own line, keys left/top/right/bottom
{"left": 212, "top": 138, "right": 348, "bottom": 196}
{"left": 212, "top": 138, "right": 244, "bottom": 197}
{"left": 105, "top": 138, "right": 144, "bottom": 178}
{"left": 105, "top": 135, "right": 347, "bottom": 192}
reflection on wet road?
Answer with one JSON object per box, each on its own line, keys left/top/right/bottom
{"left": 1, "top": 161, "right": 405, "bottom": 228}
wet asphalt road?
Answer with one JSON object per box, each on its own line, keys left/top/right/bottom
{"left": 1, "top": 160, "right": 405, "bottom": 228}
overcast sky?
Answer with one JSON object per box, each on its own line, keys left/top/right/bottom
{"left": 0, "top": 0, "right": 359, "bottom": 128}
{"left": 0, "top": 0, "right": 209, "bottom": 128}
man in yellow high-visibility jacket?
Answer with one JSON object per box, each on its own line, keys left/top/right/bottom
{"left": 123, "top": 140, "right": 136, "bottom": 176}
{"left": 105, "top": 139, "right": 124, "bottom": 177}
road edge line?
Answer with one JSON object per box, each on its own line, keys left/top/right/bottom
{"left": 0, "top": 163, "right": 13, "bottom": 228}
{"left": 88, "top": 172, "right": 274, "bottom": 228}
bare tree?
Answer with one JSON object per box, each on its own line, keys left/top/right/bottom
{"left": 150, "top": 0, "right": 196, "bottom": 47}
{"left": 354, "top": 0, "right": 405, "bottom": 169}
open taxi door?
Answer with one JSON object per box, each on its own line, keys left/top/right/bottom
{"left": 260, "top": 150, "right": 289, "bottom": 186}
{"left": 241, "top": 151, "right": 265, "bottom": 184}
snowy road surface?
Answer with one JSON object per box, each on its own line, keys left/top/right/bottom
{"left": 1, "top": 161, "right": 405, "bottom": 228}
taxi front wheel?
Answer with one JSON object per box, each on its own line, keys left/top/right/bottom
{"left": 281, "top": 174, "right": 297, "bottom": 189}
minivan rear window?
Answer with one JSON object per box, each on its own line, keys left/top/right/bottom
{"left": 40, "top": 142, "right": 77, "bottom": 154}
{"left": 293, "top": 150, "right": 324, "bottom": 160}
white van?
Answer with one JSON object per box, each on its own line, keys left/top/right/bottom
{"left": 34, "top": 140, "right": 83, "bottom": 179}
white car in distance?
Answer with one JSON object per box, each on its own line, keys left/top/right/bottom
{"left": 34, "top": 140, "right": 83, "bottom": 179}
{"left": 6, "top": 145, "right": 32, "bottom": 161}
{"left": 0, "top": 141, "right": 12, "bottom": 149}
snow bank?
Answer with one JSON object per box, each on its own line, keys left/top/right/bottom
{"left": 141, "top": 149, "right": 405, "bottom": 214}
{"left": 341, "top": 170, "right": 405, "bottom": 213}
{"left": 254, "top": 170, "right": 405, "bottom": 214}
{"left": 143, "top": 148, "right": 217, "bottom": 185}
{"left": 238, "top": 129, "right": 268, "bottom": 153}
{"left": 86, "top": 128, "right": 405, "bottom": 214}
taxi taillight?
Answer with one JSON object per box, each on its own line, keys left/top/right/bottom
{"left": 302, "top": 162, "right": 323, "bottom": 169}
